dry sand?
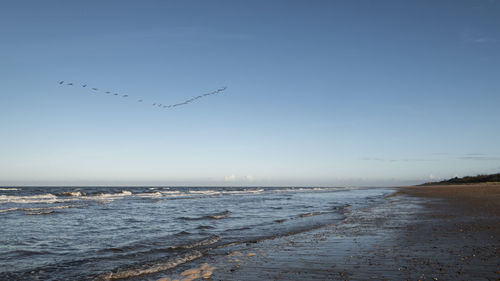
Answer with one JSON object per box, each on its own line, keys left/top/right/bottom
{"left": 399, "top": 183, "right": 500, "bottom": 216}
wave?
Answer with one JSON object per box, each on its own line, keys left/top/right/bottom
{"left": 0, "top": 188, "right": 20, "bottom": 191}
{"left": 179, "top": 210, "right": 231, "bottom": 221}
{"left": 58, "top": 191, "right": 83, "bottom": 197}
{"left": 159, "top": 189, "right": 265, "bottom": 198}
{"left": 22, "top": 204, "right": 88, "bottom": 212}
{"left": 196, "top": 225, "right": 214, "bottom": 229}
{"left": 299, "top": 211, "right": 323, "bottom": 218}
{"left": 25, "top": 210, "right": 55, "bottom": 215}
{"left": 135, "top": 192, "right": 163, "bottom": 198}
{"left": 0, "top": 190, "right": 134, "bottom": 205}
{"left": 171, "top": 236, "right": 221, "bottom": 250}
{"left": 85, "top": 190, "right": 133, "bottom": 201}
{"left": 187, "top": 190, "right": 221, "bottom": 195}
{"left": 95, "top": 250, "right": 203, "bottom": 280}
{"left": 0, "top": 207, "right": 19, "bottom": 213}
{"left": 271, "top": 187, "right": 347, "bottom": 193}
{"left": 221, "top": 189, "right": 264, "bottom": 195}
{"left": 0, "top": 193, "right": 72, "bottom": 204}
{"left": 205, "top": 210, "right": 231, "bottom": 219}
{"left": 178, "top": 216, "right": 204, "bottom": 221}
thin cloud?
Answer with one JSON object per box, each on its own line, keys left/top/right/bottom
{"left": 360, "top": 157, "right": 436, "bottom": 162}
{"left": 458, "top": 156, "right": 500, "bottom": 161}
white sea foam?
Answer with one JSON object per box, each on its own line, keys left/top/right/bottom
{"left": 272, "top": 187, "right": 342, "bottom": 193}
{"left": 0, "top": 188, "right": 20, "bottom": 191}
{"left": 0, "top": 207, "right": 19, "bottom": 213}
{"left": 159, "top": 191, "right": 186, "bottom": 197}
{"left": 221, "top": 189, "right": 264, "bottom": 195}
{"left": 135, "top": 192, "right": 163, "bottom": 198}
{"left": 0, "top": 193, "right": 73, "bottom": 204}
{"left": 22, "top": 204, "right": 88, "bottom": 212}
{"left": 171, "top": 236, "right": 221, "bottom": 249}
{"left": 85, "top": 190, "right": 133, "bottom": 201}
{"left": 160, "top": 190, "right": 182, "bottom": 194}
{"left": 59, "top": 191, "right": 83, "bottom": 197}
{"left": 188, "top": 190, "right": 221, "bottom": 195}
{"left": 97, "top": 250, "right": 203, "bottom": 280}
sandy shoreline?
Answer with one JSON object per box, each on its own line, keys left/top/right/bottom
{"left": 150, "top": 185, "right": 500, "bottom": 281}
{"left": 398, "top": 183, "right": 500, "bottom": 217}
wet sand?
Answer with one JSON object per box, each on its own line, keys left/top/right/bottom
{"left": 155, "top": 185, "right": 500, "bottom": 281}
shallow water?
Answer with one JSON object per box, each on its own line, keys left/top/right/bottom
{"left": 0, "top": 186, "right": 392, "bottom": 280}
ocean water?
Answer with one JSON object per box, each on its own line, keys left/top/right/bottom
{"left": 0, "top": 186, "right": 392, "bottom": 280}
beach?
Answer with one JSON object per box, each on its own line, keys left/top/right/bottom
{"left": 158, "top": 184, "right": 500, "bottom": 281}
{"left": 1, "top": 185, "right": 499, "bottom": 280}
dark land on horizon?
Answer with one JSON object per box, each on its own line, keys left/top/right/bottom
{"left": 421, "top": 172, "right": 500, "bottom": 186}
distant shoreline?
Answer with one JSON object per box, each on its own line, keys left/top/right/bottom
{"left": 420, "top": 173, "right": 500, "bottom": 186}
{"left": 399, "top": 183, "right": 500, "bottom": 216}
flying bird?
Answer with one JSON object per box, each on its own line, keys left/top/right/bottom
{"left": 57, "top": 80, "right": 227, "bottom": 111}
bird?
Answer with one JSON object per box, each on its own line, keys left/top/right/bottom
{"left": 152, "top": 103, "right": 156, "bottom": 106}
{"left": 113, "top": 93, "right": 118, "bottom": 96}
{"left": 92, "top": 88, "right": 98, "bottom": 91}
{"left": 122, "top": 95, "right": 128, "bottom": 97}
{"left": 82, "top": 84, "right": 87, "bottom": 87}
{"left": 58, "top": 81, "right": 64, "bottom": 85}
{"left": 67, "top": 83, "right": 73, "bottom": 86}
{"left": 137, "top": 99, "right": 143, "bottom": 102}
{"left": 105, "top": 91, "right": 111, "bottom": 94}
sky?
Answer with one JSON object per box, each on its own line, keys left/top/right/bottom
{"left": 0, "top": 0, "right": 499, "bottom": 187}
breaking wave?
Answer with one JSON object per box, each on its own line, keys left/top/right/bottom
{"left": 95, "top": 250, "right": 203, "bottom": 280}
{"left": 22, "top": 204, "right": 88, "bottom": 212}
{"left": 171, "top": 236, "right": 221, "bottom": 250}
{"left": 58, "top": 191, "right": 84, "bottom": 197}
{"left": 0, "top": 194, "right": 63, "bottom": 204}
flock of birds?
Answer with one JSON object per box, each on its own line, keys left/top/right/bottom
{"left": 58, "top": 81, "right": 227, "bottom": 109}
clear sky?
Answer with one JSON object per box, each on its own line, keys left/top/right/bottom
{"left": 1, "top": 0, "right": 499, "bottom": 186}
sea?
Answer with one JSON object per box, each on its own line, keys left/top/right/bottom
{"left": 0, "top": 186, "right": 393, "bottom": 280}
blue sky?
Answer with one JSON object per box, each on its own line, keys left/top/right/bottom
{"left": 1, "top": 0, "right": 499, "bottom": 186}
